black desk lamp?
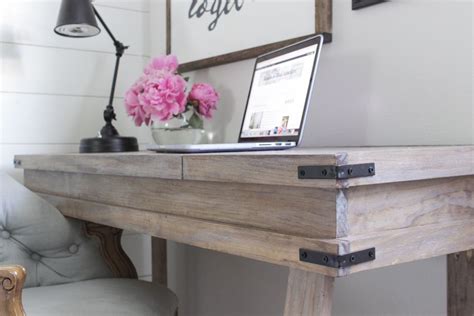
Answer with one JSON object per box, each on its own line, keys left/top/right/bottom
{"left": 54, "top": 0, "right": 139, "bottom": 153}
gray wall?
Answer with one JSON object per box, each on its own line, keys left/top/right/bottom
{"left": 153, "top": 0, "right": 473, "bottom": 315}
{"left": 187, "top": 0, "right": 473, "bottom": 147}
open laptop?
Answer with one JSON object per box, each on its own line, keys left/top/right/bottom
{"left": 148, "top": 34, "right": 323, "bottom": 153}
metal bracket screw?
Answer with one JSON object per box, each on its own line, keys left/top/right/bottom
{"left": 299, "top": 248, "right": 376, "bottom": 268}
{"left": 298, "top": 163, "right": 376, "bottom": 180}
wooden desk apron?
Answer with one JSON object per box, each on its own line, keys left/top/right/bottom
{"left": 15, "top": 146, "right": 474, "bottom": 277}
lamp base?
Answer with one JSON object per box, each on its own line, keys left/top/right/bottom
{"left": 79, "top": 136, "right": 139, "bottom": 153}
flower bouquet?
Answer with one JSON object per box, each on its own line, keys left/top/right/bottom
{"left": 124, "top": 55, "right": 219, "bottom": 144}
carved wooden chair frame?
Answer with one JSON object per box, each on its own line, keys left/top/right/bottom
{"left": 0, "top": 222, "right": 137, "bottom": 316}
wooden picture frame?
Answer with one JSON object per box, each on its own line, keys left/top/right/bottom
{"left": 166, "top": 0, "right": 332, "bottom": 73}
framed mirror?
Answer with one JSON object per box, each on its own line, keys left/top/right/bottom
{"left": 166, "top": 0, "right": 332, "bottom": 73}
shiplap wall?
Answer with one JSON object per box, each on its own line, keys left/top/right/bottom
{"left": 0, "top": 0, "right": 153, "bottom": 281}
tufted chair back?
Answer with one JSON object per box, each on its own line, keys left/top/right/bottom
{"left": 0, "top": 173, "right": 114, "bottom": 288}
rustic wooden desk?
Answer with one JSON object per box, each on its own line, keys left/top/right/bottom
{"left": 15, "top": 146, "right": 474, "bottom": 315}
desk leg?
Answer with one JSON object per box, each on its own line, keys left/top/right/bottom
{"left": 448, "top": 250, "right": 473, "bottom": 316}
{"left": 283, "top": 268, "right": 334, "bottom": 316}
{"left": 152, "top": 237, "right": 168, "bottom": 286}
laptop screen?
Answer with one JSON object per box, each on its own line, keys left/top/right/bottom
{"left": 239, "top": 36, "right": 321, "bottom": 143}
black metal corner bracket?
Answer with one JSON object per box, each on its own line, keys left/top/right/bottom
{"left": 299, "top": 248, "right": 376, "bottom": 268}
{"left": 298, "top": 163, "right": 375, "bottom": 180}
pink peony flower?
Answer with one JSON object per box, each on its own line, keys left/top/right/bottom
{"left": 125, "top": 54, "right": 220, "bottom": 126}
{"left": 188, "top": 83, "right": 219, "bottom": 119}
{"left": 140, "top": 73, "right": 187, "bottom": 122}
{"left": 124, "top": 76, "right": 151, "bottom": 126}
{"left": 145, "top": 55, "right": 179, "bottom": 74}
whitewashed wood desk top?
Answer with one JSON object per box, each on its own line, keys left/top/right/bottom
{"left": 15, "top": 146, "right": 474, "bottom": 277}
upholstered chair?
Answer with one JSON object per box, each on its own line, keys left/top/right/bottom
{"left": 0, "top": 173, "right": 178, "bottom": 316}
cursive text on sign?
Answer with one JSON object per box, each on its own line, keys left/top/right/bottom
{"left": 189, "top": 0, "right": 245, "bottom": 31}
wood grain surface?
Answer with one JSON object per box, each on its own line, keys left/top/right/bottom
{"left": 342, "top": 146, "right": 474, "bottom": 187}
{"left": 84, "top": 222, "right": 138, "bottom": 279}
{"left": 346, "top": 176, "right": 474, "bottom": 235}
{"left": 152, "top": 237, "right": 168, "bottom": 286}
{"left": 0, "top": 265, "right": 26, "bottom": 316}
{"left": 16, "top": 146, "right": 474, "bottom": 188}
{"left": 35, "top": 190, "right": 474, "bottom": 278}
{"left": 25, "top": 170, "right": 338, "bottom": 239}
{"left": 448, "top": 250, "right": 474, "bottom": 316}
{"left": 345, "top": 219, "right": 474, "bottom": 275}
{"left": 39, "top": 193, "right": 343, "bottom": 277}
{"left": 16, "top": 146, "right": 474, "bottom": 280}
{"left": 178, "top": 34, "right": 332, "bottom": 74}
{"left": 284, "top": 268, "right": 334, "bottom": 316}
{"left": 184, "top": 146, "right": 474, "bottom": 188}
{"left": 15, "top": 152, "right": 182, "bottom": 179}
{"left": 316, "top": 0, "right": 332, "bottom": 35}
{"left": 183, "top": 152, "right": 340, "bottom": 189}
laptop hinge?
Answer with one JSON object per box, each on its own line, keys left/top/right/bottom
{"left": 297, "top": 163, "right": 375, "bottom": 180}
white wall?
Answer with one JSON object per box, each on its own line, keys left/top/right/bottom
{"left": 151, "top": 0, "right": 473, "bottom": 315}
{"left": 0, "top": 0, "right": 154, "bottom": 281}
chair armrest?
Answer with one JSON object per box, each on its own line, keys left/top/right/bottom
{"left": 0, "top": 265, "right": 26, "bottom": 316}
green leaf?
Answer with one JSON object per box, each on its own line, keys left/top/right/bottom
{"left": 188, "top": 112, "right": 203, "bottom": 129}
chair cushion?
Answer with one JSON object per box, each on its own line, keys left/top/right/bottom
{"left": 0, "top": 173, "right": 113, "bottom": 288}
{"left": 23, "top": 278, "right": 178, "bottom": 316}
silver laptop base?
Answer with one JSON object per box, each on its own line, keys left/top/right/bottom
{"left": 147, "top": 142, "right": 295, "bottom": 153}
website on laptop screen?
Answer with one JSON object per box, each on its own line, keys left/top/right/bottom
{"left": 240, "top": 43, "right": 318, "bottom": 140}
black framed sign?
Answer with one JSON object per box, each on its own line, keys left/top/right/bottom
{"left": 166, "top": 0, "right": 332, "bottom": 73}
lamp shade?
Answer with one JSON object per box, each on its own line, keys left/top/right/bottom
{"left": 54, "top": 0, "right": 100, "bottom": 37}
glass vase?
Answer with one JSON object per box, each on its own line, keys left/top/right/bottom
{"left": 150, "top": 114, "right": 206, "bottom": 145}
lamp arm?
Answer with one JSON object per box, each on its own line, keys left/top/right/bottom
{"left": 92, "top": 5, "right": 130, "bottom": 137}
{"left": 92, "top": 6, "right": 119, "bottom": 46}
